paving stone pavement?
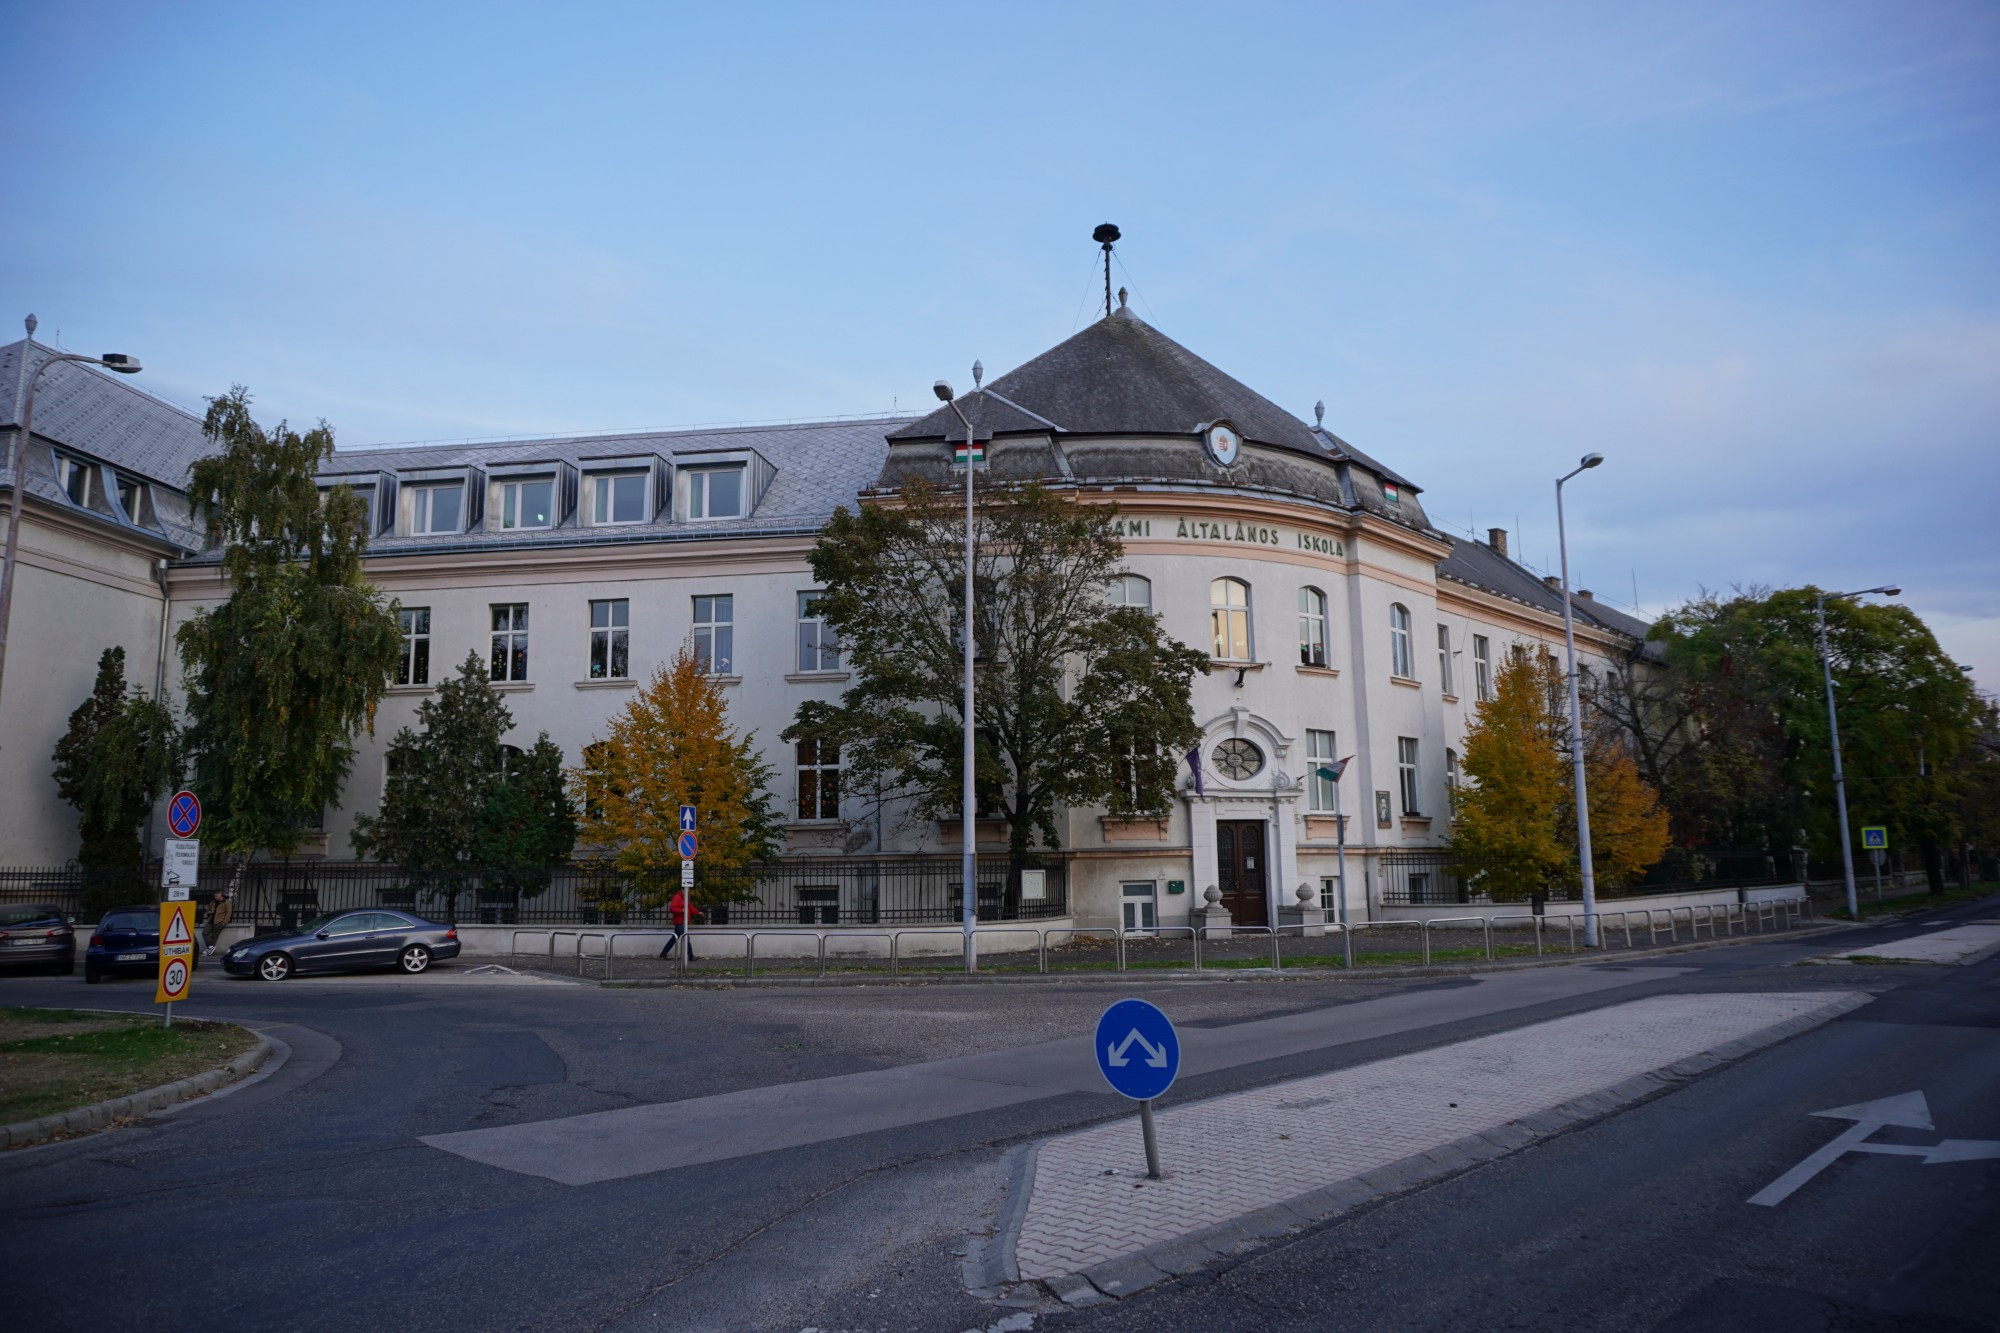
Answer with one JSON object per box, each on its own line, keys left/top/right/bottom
{"left": 1827, "top": 920, "right": 2000, "bottom": 966}
{"left": 1010, "top": 991, "right": 1860, "bottom": 1280}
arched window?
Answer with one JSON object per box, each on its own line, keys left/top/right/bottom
{"left": 1390, "top": 603, "right": 1413, "bottom": 678}
{"left": 1106, "top": 573, "right": 1152, "bottom": 608}
{"left": 1210, "top": 578, "right": 1251, "bottom": 660}
{"left": 1298, "top": 587, "right": 1329, "bottom": 667}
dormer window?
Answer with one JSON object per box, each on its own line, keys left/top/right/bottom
{"left": 590, "top": 472, "right": 648, "bottom": 526}
{"left": 410, "top": 483, "right": 462, "bottom": 535}
{"left": 495, "top": 476, "right": 554, "bottom": 531}
{"left": 685, "top": 466, "right": 744, "bottom": 520}
{"left": 54, "top": 455, "right": 93, "bottom": 506}
{"left": 115, "top": 475, "right": 150, "bottom": 524}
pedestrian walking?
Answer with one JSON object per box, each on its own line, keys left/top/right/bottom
{"left": 202, "top": 889, "right": 233, "bottom": 954}
{"left": 658, "top": 888, "right": 696, "bottom": 960}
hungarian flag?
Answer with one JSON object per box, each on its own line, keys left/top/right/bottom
{"left": 1315, "top": 755, "right": 1353, "bottom": 784}
{"left": 954, "top": 439, "right": 985, "bottom": 465}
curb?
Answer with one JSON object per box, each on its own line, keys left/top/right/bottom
{"left": 0, "top": 1027, "right": 275, "bottom": 1150}
{"left": 1019, "top": 990, "right": 1874, "bottom": 1307}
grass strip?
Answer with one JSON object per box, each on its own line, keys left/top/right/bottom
{"left": 1830, "top": 881, "right": 1999, "bottom": 922}
{"left": 0, "top": 1006, "right": 258, "bottom": 1126}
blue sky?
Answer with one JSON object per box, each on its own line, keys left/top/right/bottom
{"left": 6, "top": 1, "right": 1996, "bottom": 686}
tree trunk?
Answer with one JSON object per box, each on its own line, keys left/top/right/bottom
{"left": 1921, "top": 837, "right": 1945, "bottom": 895}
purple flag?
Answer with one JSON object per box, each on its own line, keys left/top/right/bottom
{"left": 1185, "top": 745, "right": 1204, "bottom": 797}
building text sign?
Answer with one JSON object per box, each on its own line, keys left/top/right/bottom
{"left": 1110, "top": 517, "right": 1345, "bottom": 557}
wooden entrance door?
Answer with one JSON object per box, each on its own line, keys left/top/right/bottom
{"left": 1216, "top": 820, "right": 1269, "bottom": 927}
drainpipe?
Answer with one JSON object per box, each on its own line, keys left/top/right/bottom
{"left": 142, "top": 556, "right": 171, "bottom": 859}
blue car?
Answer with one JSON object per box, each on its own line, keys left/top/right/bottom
{"left": 84, "top": 904, "right": 192, "bottom": 983}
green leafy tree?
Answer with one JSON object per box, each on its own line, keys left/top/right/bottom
{"left": 50, "top": 647, "right": 180, "bottom": 912}
{"left": 474, "top": 734, "right": 579, "bottom": 900}
{"left": 353, "top": 652, "right": 505, "bottom": 888}
{"left": 1643, "top": 588, "right": 1982, "bottom": 893}
{"left": 785, "top": 481, "right": 1207, "bottom": 885}
{"left": 177, "top": 387, "right": 401, "bottom": 883}
{"left": 572, "top": 645, "right": 779, "bottom": 913}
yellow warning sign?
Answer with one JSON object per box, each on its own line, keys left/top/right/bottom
{"left": 157, "top": 901, "right": 196, "bottom": 1004}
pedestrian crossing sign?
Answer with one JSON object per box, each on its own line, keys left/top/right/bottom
{"left": 1861, "top": 826, "right": 1888, "bottom": 850}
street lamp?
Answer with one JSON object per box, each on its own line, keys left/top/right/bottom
{"left": 1556, "top": 451, "right": 1604, "bottom": 947}
{"left": 0, "top": 315, "right": 142, "bottom": 710}
{"left": 1817, "top": 584, "right": 1900, "bottom": 920}
{"left": 934, "top": 366, "right": 983, "bottom": 972}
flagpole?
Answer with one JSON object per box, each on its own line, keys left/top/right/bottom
{"left": 1334, "top": 760, "right": 1352, "bottom": 969}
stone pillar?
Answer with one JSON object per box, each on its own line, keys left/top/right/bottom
{"left": 1191, "top": 883, "right": 1232, "bottom": 941}
{"left": 1277, "top": 882, "right": 1327, "bottom": 937}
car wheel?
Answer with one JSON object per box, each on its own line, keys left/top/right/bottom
{"left": 257, "top": 952, "right": 294, "bottom": 981}
{"left": 84, "top": 966, "right": 101, "bottom": 984}
{"left": 398, "top": 944, "right": 432, "bottom": 975}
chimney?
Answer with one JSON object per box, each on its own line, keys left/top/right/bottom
{"left": 1543, "top": 575, "right": 1560, "bottom": 590}
{"left": 1577, "top": 589, "right": 1594, "bottom": 601}
{"left": 1487, "top": 527, "right": 1508, "bottom": 558}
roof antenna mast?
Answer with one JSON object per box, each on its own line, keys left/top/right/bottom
{"left": 1092, "top": 223, "right": 1121, "bottom": 318}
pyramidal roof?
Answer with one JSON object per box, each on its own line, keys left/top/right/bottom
{"left": 888, "top": 305, "right": 1328, "bottom": 460}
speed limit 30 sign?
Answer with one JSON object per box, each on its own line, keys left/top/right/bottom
{"left": 156, "top": 901, "right": 197, "bottom": 1004}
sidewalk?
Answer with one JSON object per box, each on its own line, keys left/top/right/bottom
{"left": 1002, "top": 990, "right": 1865, "bottom": 1301}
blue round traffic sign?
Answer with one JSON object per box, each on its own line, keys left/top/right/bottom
{"left": 1094, "top": 998, "right": 1180, "bottom": 1101}
{"left": 167, "top": 790, "right": 202, "bottom": 839}
{"left": 677, "top": 831, "right": 698, "bottom": 859}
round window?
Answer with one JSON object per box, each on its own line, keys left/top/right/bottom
{"left": 1212, "top": 738, "right": 1264, "bottom": 781}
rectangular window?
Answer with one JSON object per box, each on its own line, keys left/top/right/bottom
{"left": 1473, "top": 635, "right": 1492, "bottom": 701}
{"left": 115, "top": 475, "right": 148, "bottom": 523}
{"left": 397, "top": 607, "right": 431, "bottom": 686}
{"left": 1446, "top": 747, "right": 1460, "bottom": 792}
{"left": 1437, "top": 624, "right": 1454, "bottom": 696}
{"left": 54, "top": 455, "right": 92, "bottom": 506}
{"left": 796, "top": 738, "right": 841, "bottom": 820}
{"left": 498, "top": 477, "right": 554, "bottom": 530}
{"left": 591, "top": 473, "right": 648, "bottom": 525}
{"left": 490, "top": 603, "right": 529, "bottom": 681}
{"left": 692, "top": 594, "right": 733, "bottom": 674}
{"left": 797, "top": 591, "right": 841, "bottom": 672}
{"left": 589, "top": 599, "right": 629, "bottom": 679}
{"left": 412, "top": 484, "right": 463, "bottom": 535}
{"left": 1398, "top": 737, "right": 1421, "bottom": 816}
{"left": 686, "top": 467, "right": 745, "bottom": 520}
{"left": 1307, "top": 729, "right": 1339, "bottom": 813}
{"left": 1320, "top": 875, "right": 1340, "bottom": 913}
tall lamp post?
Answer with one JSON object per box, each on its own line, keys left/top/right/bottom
{"left": 0, "top": 316, "right": 143, "bottom": 711}
{"left": 1556, "top": 451, "right": 1604, "bottom": 947}
{"left": 1817, "top": 584, "right": 1900, "bottom": 920}
{"left": 934, "top": 366, "right": 983, "bottom": 973}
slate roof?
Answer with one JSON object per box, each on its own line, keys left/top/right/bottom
{"left": 0, "top": 338, "right": 209, "bottom": 551}
{"left": 1438, "top": 534, "right": 1658, "bottom": 645}
{"left": 306, "top": 414, "right": 917, "bottom": 558}
{"left": 888, "top": 306, "right": 1332, "bottom": 459}
{"left": 0, "top": 339, "right": 211, "bottom": 490}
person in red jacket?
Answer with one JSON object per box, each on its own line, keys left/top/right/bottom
{"left": 658, "top": 888, "right": 696, "bottom": 960}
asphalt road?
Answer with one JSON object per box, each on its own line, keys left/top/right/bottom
{"left": 2, "top": 898, "right": 1995, "bottom": 1333}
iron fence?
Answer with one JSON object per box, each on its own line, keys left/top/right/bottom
{"left": 0, "top": 856, "right": 1068, "bottom": 929}
{"left": 1375, "top": 848, "right": 1791, "bottom": 907}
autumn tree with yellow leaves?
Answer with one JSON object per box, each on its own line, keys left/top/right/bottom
{"left": 1449, "top": 649, "right": 1668, "bottom": 900}
{"left": 571, "top": 645, "right": 779, "bottom": 910}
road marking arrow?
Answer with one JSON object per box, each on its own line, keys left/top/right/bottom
{"left": 1105, "top": 1029, "right": 1169, "bottom": 1069}
{"left": 1749, "top": 1091, "right": 2000, "bottom": 1206}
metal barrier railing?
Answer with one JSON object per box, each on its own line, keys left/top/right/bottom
{"left": 497, "top": 893, "right": 1825, "bottom": 982}
{"left": 1420, "top": 915, "right": 1495, "bottom": 964}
